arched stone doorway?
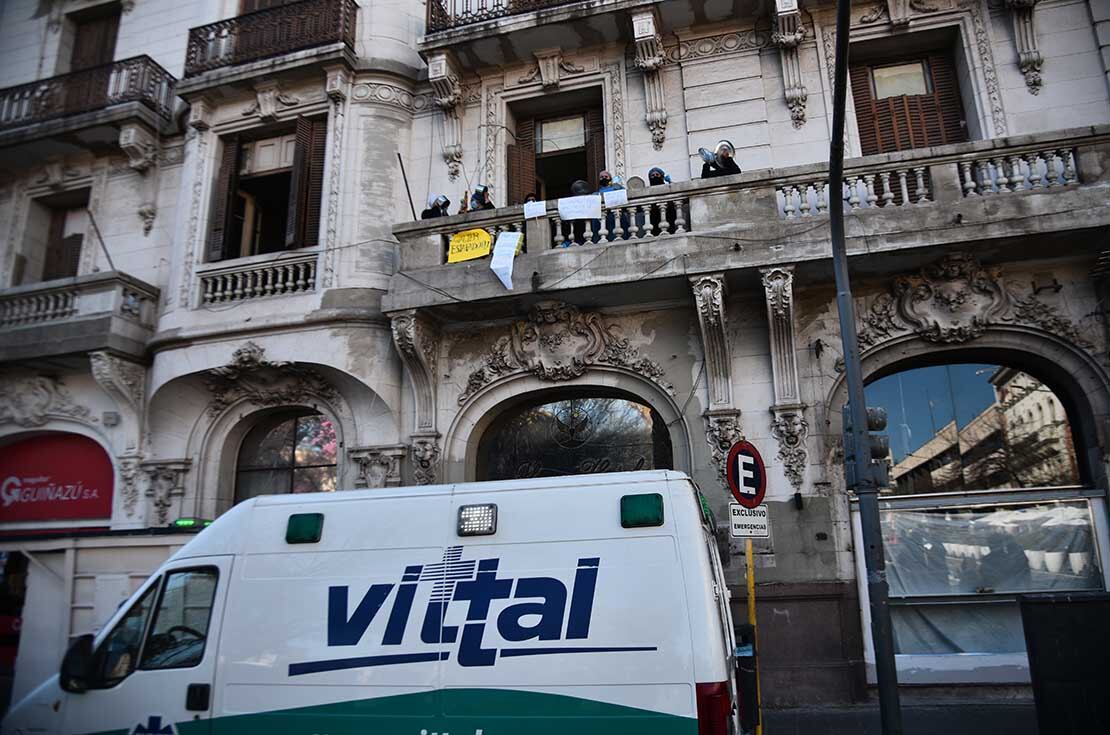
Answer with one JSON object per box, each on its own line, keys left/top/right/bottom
{"left": 475, "top": 389, "right": 674, "bottom": 481}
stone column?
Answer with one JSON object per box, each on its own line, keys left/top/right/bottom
{"left": 690, "top": 273, "right": 742, "bottom": 488}
{"left": 772, "top": 3, "right": 808, "bottom": 128}
{"left": 761, "top": 266, "right": 809, "bottom": 492}
{"left": 391, "top": 309, "right": 442, "bottom": 485}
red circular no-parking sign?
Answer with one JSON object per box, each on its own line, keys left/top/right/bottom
{"left": 725, "top": 440, "right": 766, "bottom": 508}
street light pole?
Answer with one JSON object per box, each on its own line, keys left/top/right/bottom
{"left": 827, "top": 1, "right": 904, "bottom": 733}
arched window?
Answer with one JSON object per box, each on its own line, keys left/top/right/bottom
{"left": 865, "top": 364, "right": 1080, "bottom": 495}
{"left": 477, "top": 394, "right": 672, "bottom": 481}
{"left": 859, "top": 363, "right": 1102, "bottom": 671}
{"left": 235, "top": 411, "right": 337, "bottom": 503}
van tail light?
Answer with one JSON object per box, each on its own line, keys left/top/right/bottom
{"left": 695, "top": 681, "right": 732, "bottom": 735}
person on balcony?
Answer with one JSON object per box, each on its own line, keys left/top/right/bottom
{"left": 557, "top": 180, "right": 593, "bottom": 247}
{"left": 648, "top": 167, "right": 671, "bottom": 186}
{"left": 459, "top": 185, "right": 496, "bottom": 214}
{"left": 647, "top": 167, "right": 675, "bottom": 234}
{"left": 595, "top": 170, "right": 628, "bottom": 242}
{"left": 421, "top": 194, "right": 451, "bottom": 219}
{"left": 700, "top": 140, "right": 741, "bottom": 178}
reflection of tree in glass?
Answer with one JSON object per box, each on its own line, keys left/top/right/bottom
{"left": 295, "top": 416, "right": 337, "bottom": 465}
{"left": 962, "top": 410, "right": 1078, "bottom": 489}
{"left": 484, "top": 397, "right": 667, "bottom": 481}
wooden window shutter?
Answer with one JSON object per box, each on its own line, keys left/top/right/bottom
{"left": 507, "top": 118, "right": 535, "bottom": 205}
{"left": 286, "top": 116, "right": 327, "bottom": 249}
{"left": 70, "top": 7, "right": 120, "bottom": 71}
{"left": 206, "top": 135, "right": 241, "bottom": 263}
{"left": 584, "top": 109, "right": 605, "bottom": 190}
{"left": 851, "top": 54, "right": 968, "bottom": 157}
{"left": 41, "top": 209, "right": 83, "bottom": 281}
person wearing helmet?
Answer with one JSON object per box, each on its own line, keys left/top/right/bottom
{"left": 595, "top": 170, "right": 628, "bottom": 241}
{"left": 646, "top": 167, "right": 675, "bottom": 234}
{"left": 420, "top": 194, "right": 451, "bottom": 219}
{"left": 648, "top": 167, "right": 671, "bottom": 186}
{"left": 700, "top": 140, "right": 741, "bottom": 179}
{"left": 459, "top": 184, "right": 496, "bottom": 213}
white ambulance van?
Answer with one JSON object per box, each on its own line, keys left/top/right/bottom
{"left": 3, "top": 470, "right": 739, "bottom": 735}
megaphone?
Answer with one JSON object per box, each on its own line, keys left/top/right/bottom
{"left": 698, "top": 147, "right": 715, "bottom": 164}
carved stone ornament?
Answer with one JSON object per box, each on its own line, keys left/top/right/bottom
{"left": 861, "top": 0, "right": 939, "bottom": 25}
{"left": 118, "top": 123, "right": 159, "bottom": 173}
{"left": 772, "top": 11, "right": 808, "bottom": 128}
{"left": 631, "top": 9, "right": 668, "bottom": 150}
{"left": 411, "top": 433, "right": 441, "bottom": 486}
{"left": 187, "top": 97, "right": 213, "bottom": 131}
{"left": 1004, "top": 0, "right": 1043, "bottom": 94}
{"left": 391, "top": 311, "right": 440, "bottom": 433}
{"left": 89, "top": 352, "right": 145, "bottom": 412}
{"left": 35, "top": 161, "right": 81, "bottom": 190}
{"left": 349, "top": 445, "right": 407, "bottom": 488}
{"left": 141, "top": 459, "right": 191, "bottom": 526}
{"left": 690, "top": 274, "right": 732, "bottom": 409}
{"left": 203, "top": 342, "right": 340, "bottom": 418}
{"left": 519, "top": 49, "right": 586, "bottom": 89}
{"left": 428, "top": 52, "right": 464, "bottom": 181}
{"left": 138, "top": 204, "right": 157, "bottom": 235}
{"left": 458, "top": 301, "right": 674, "bottom": 405}
{"left": 856, "top": 252, "right": 1093, "bottom": 351}
{"left": 242, "top": 81, "right": 301, "bottom": 122}
{"left": 118, "top": 454, "right": 142, "bottom": 518}
{"left": 0, "top": 374, "right": 94, "bottom": 427}
{"left": 325, "top": 65, "right": 351, "bottom": 102}
{"left": 706, "top": 410, "right": 744, "bottom": 488}
{"left": 770, "top": 407, "right": 809, "bottom": 492}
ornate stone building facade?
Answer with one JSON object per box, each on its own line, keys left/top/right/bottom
{"left": 1, "top": 0, "right": 1109, "bottom": 723}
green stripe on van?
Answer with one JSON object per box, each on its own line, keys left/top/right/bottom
{"left": 97, "top": 688, "right": 697, "bottom": 735}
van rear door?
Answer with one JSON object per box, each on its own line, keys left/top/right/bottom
{"left": 62, "top": 556, "right": 232, "bottom": 735}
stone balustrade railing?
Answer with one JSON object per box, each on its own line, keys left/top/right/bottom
{"left": 0, "top": 56, "right": 176, "bottom": 131}
{"left": 0, "top": 272, "right": 158, "bottom": 330}
{"left": 198, "top": 253, "right": 318, "bottom": 305}
{"left": 958, "top": 146, "right": 1077, "bottom": 196}
{"left": 184, "top": 0, "right": 358, "bottom": 77}
{"left": 392, "top": 126, "right": 1110, "bottom": 280}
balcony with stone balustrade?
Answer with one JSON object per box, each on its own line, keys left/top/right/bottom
{"left": 0, "top": 271, "right": 159, "bottom": 364}
{"left": 386, "top": 126, "right": 1110, "bottom": 317}
{"left": 0, "top": 56, "right": 177, "bottom": 168}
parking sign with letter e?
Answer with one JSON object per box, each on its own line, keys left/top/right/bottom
{"left": 725, "top": 440, "right": 766, "bottom": 509}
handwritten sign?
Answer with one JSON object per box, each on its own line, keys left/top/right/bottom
{"left": 557, "top": 195, "right": 602, "bottom": 221}
{"left": 447, "top": 228, "right": 492, "bottom": 263}
{"left": 602, "top": 188, "right": 628, "bottom": 208}
{"left": 490, "top": 231, "right": 523, "bottom": 290}
{"left": 523, "top": 200, "right": 547, "bottom": 219}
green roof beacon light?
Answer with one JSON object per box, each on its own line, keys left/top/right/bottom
{"left": 172, "top": 517, "right": 213, "bottom": 530}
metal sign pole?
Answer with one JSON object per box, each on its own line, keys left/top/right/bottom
{"left": 828, "top": 0, "right": 903, "bottom": 732}
{"left": 746, "top": 538, "right": 763, "bottom": 735}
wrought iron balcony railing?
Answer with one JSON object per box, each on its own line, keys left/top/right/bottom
{"left": 0, "top": 56, "right": 175, "bottom": 132}
{"left": 427, "top": 0, "right": 577, "bottom": 33}
{"left": 185, "top": 0, "right": 358, "bottom": 77}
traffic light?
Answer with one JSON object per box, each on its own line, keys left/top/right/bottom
{"left": 843, "top": 404, "right": 891, "bottom": 489}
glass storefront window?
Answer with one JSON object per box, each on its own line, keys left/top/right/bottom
{"left": 235, "top": 412, "right": 337, "bottom": 502}
{"left": 864, "top": 365, "right": 1081, "bottom": 495}
{"left": 883, "top": 501, "right": 1102, "bottom": 597}
{"left": 478, "top": 395, "right": 672, "bottom": 481}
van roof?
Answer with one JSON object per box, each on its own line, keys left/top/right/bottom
{"left": 169, "top": 470, "right": 692, "bottom": 561}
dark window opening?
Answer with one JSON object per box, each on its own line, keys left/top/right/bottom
{"left": 0, "top": 552, "right": 28, "bottom": 712}
{"left": 850, "top": 33, "right": 968, "bottom": 156}
{"left": 235, "top": 411, "right": 337, "bottom": 503}
{"left": 233, "top": 171, "right": 292, "bottom": 258}
{"left": 477, "top": 393, "right": 673, "bottom": 481}
{"left": 507, "top": 89, "right": 604, "bottom": 205}
{"left": 17, "top": 189, "right": 89, "bottom": 285}
{"left": 207, "top": 116, "right": 326, "bottom": 263}
{"left": 68, "top": 3, "right": 121, "bottom": 72}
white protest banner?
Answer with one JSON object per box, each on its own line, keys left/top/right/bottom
{"left": 490, "top": 231, "right": 523, "bottom": 290}
{"left": 557, "top": 195, "right": 602, "bottom": 220}
{"left": 602, "top": 188, "right": 628, "bottom": 208}
{"left": 523, "top": 200, "right": 547, "bottom": 219}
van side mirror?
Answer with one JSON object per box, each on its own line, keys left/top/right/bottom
{"left": 60, "top": 634, "right": 95, "bottom": 693}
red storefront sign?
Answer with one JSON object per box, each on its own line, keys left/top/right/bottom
{"left": 0, "top": 434, "right": 113, "bottom": 522}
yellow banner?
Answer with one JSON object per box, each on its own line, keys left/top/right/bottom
{"left": 447, "top": 228, "right": 493, "bottom": 263}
